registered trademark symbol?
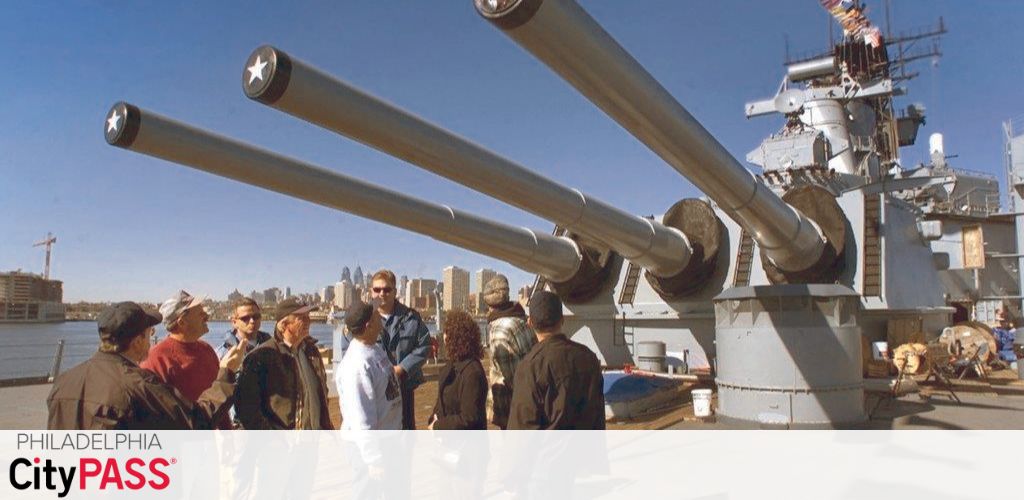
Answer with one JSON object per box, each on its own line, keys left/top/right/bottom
{"left": 171, "top": 458, "right": 177, "bottom": 464}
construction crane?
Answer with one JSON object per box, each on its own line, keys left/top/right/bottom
{"left": 33, "top": 232, "right": 57, "bottom": 280}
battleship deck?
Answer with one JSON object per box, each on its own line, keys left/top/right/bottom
{"left": 3, "top": 367, "right": 1022, "bottom": 430}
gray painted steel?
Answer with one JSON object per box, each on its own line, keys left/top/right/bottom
{"left": 713, "top": 285, "right": 866, "bottom": 427}
{"left": 103, "top": 103, "right": 582, "bottom": 282}
{"left": 477, "top": 0, "right": 827, "bottom": 274}
{"left": 787, "top": 56, "right": 835, "bottom": 82}
{"left": 800, "top": 100, "right": 857, "bottom": 175}
{"left": 635, "top": 341, "right": 667, "bottom": 373}
{"left": 1009, "top": 129, "right": 1024, "bottom": 318}
{"left": 242, "top": 46, "right": 692, "bottom": 279}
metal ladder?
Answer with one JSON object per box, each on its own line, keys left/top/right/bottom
{"left": 863, "top": 194, "right": 883, "bottom": 296}
{"left": 617, "top": 262, "right": 642, "bottom": 305}
{"left": 732, "top": 230, "right": 755, "bottom": 287}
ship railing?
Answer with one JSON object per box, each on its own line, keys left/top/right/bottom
{"left": 0, "top": 339, "right": 97, "bottom": 387}
{"left": 933, "top": 189, "right": 1002, "bottom": 216}
{"left": 951, "top": 167, "right": 998, "bottom": 182}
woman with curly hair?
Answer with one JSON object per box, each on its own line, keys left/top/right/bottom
{"left": 427, "top": 310, "right": 487, "bottom": 430}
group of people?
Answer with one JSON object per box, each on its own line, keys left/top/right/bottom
{"left": 46, "top": 269, "right": 606, "bottom": 431}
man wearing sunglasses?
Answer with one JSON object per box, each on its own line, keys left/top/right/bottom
{"left": 216, "top": 298, "right": 272, "bottom": 364}
{"left": 370, "top": 269, "right": 431, "bottom": 430}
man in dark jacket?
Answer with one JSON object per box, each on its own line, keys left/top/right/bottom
{"left": 235, "top": 298, "right": 333, "bottom": 430}
{"left": 47, "top": 302, "right": 243, "bottom": 430}
{"left": 508, "top": 291, "right": 606, "bottom": 430}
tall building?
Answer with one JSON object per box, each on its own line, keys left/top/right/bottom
{"left": 262, "top": 287, "right": 282, "bottom": 306}
{"left": 285, "top": 287, "right": 292, "bottom": 299}
{"left": 474, "top": 268, "right": 497, "bottom": 294}
{"left": 404, "top": 278, "right": 438, "bottom": 311}
{"left": 469, "top": 292, "right": 485, "bottom": 316}
{"left": 0, "top": 271, "right": 65, "bottom": 322}
{"left": 333, "top": 280, "right": 356, "bottom": 310}
{"left": 403, "top": 279, "right": 416, "bottom": 306}
{"left": 321, "top": 285, "right": 335, "bottom": 305}
{"left": 442, "top": 266, "right": 470, "bottom": 312}
{"left": 227, "top": 289, "right": 244, "bottom": 303}
{"left": 353, "top": 266, "right": 364, "bottom": 288}
{"left": 340, "top": 266, "right": 351, "bottom": 283}
{"left": 399, "top": 275, "right": 409, "bottom": 302}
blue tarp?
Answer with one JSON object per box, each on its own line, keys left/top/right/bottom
{"left": 603, "top": 371, "right": 681, "bottom": 404}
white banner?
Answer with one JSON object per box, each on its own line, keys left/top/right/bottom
{"left": 1, "top": 430, "right": 1018, "bottom": 499}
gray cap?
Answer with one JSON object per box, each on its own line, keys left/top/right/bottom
{"left": 158, "top": 290, "right": 207, "bottom": 326}
{"left": 483, "top": 274, "right": 510, "bottom": 307}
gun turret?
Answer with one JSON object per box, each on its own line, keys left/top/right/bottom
{"left": 103, "top": 102, "right": 589, "bottom": 285}
{"left": 242, "top": 46, "right": 722, "bottom": 297}
{"left": 476, "top": 0, "right": 845, "bottom": 283}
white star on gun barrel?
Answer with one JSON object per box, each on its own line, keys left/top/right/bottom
{"left": 247, "top": 56, "right": 268, "bottom": 85}
{"left": 107, "top": 111, "right": 122, "bottom": 133}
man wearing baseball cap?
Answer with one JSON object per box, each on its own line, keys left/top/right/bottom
{"left": 142, "top": 291, "right": 222, "bottom": 421}
{"left": 47, "top": 301, "right": 243, "bottom": 429}
{"left": 235, "top": 298, "right": 333, "bottom": 429}
{"left": 336, "top": 300, "right": 403, "bottom": 430}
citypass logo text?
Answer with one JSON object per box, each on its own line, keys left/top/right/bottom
{"left": 8, "top": 433, "right": 173, "bottom": 498}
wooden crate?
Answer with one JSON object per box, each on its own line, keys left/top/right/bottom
{"left": 866, "top": 360, "right": 893, "bottom": 378}
{"left": 887, "top": 317, "right": 924, "bottom": 349}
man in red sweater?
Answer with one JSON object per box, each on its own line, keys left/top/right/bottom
{"left": 142, "top": 290, "right": 222, "bottom": 422}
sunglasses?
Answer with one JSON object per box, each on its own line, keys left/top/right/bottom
{"left": 372, "top": 287, "right": 394, "bottom": 294}
{"left": 237, "top": 314, "right": 262, "bottom": 323}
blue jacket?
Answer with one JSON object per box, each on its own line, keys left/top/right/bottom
{"left": 993, "top": 327, "right": 1017, "bottom": 362}
{"left": 339, "top": 302, "right": 432, "bottom": 388}
{"left": 215, "top": 329, "right": 273, "bottom": 360}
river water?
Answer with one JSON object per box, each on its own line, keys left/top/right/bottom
{"left": 0, "top": 321, "right": 340, "bottom": 380}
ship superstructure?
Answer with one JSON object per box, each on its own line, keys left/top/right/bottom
{"left": 104, "top": 0, "right": 1021, "bottom": 427}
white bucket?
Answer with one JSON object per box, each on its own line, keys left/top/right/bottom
{"left": 692, "top": 389, "right": 713, "bottom": 417}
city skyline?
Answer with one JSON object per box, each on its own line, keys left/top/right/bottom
{"left": 3, "top": 3, "right": 1021, "bottom": 303}
{"left": 207, "top": 264, "right": 526, "bottom": 313}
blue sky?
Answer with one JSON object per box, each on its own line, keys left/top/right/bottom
{"left": 2, "top": 1, "right": 1021, "bottom": 302}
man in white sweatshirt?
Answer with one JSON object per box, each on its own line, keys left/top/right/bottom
{"left": 337, "top": 300, "right": 403, "bottom": 430}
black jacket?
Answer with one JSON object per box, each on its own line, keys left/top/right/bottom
{"left": 430, "top": 358, "right": 487, "bottom": 430}
{"left": 508, "top": 334, "right": 606, "bottom": 430}
{"left": 234, "top": 335, "right": 333, "bottom": 430}
{"left": 47, "top": 351, "right": 234, "bottom": 430}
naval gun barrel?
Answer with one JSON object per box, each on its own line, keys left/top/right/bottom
{"left": 103, "top": 102, "right": 582, "bottom": 282}
{"left": 242, "top": 46, "right": 694, "bottom": 280}
{"left": 476, "top": 0, "right": 833, "bottom": 277}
